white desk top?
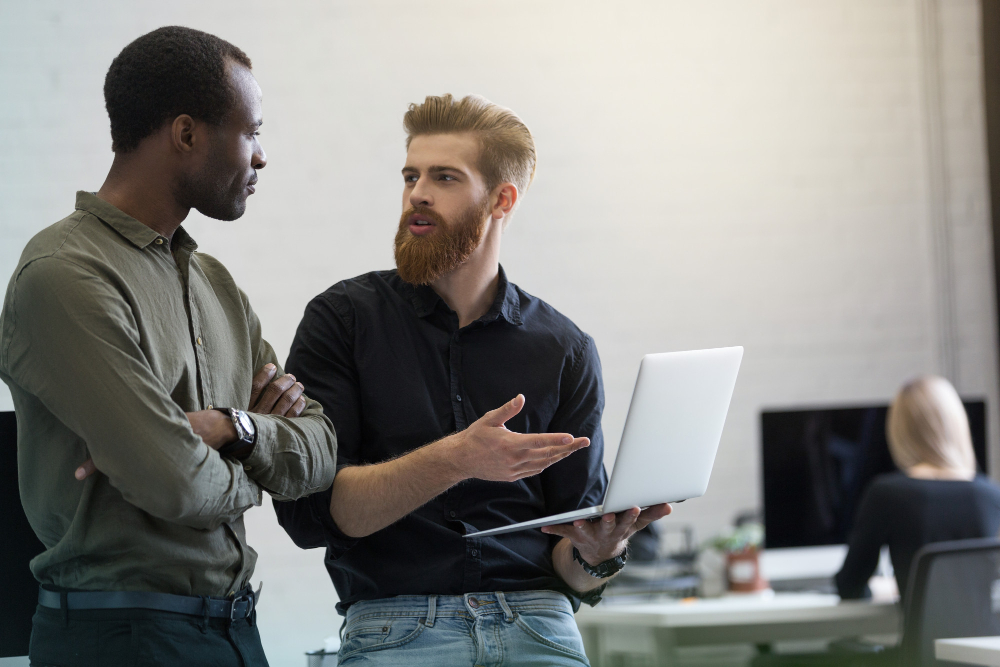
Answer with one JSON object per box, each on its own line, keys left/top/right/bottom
{"left": 935, "top": 637, "right": 1000, "bottom": 666}
{"left": 575, "top": 592, "right": 899, "bottom": 628}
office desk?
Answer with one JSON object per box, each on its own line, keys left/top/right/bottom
{"left": 935, "top": 637, "right": 1000, "bottom": 666}
{"left": 575, "top": 592, "right": 900, "bottom": 667}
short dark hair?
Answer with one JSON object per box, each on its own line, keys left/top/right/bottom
{"left": 103, "top": 26, "right": 252, "bottom": 153}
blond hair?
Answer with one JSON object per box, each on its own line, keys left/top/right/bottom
{"left": 403, "top": 94, "right": 536, "bottom": 199}
{"left": 887, "top": 376, "right": 976, "bottom": 478}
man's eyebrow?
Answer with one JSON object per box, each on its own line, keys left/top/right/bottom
{"left": 401, "top": 165, "right": 467, "bottom": 175}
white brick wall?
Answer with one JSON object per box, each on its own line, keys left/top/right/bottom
{"left": 0, "top": 1, "right": 995, "bottom": 663}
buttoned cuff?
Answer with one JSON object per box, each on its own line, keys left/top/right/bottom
{"left": 578, "top": 582, "right": 608, "bottom": 607}
{"left": 239, "top": 413, "right": 274, "bottom": 475}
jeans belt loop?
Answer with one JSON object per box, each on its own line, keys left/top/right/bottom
{"left": 496, "top": 591, "right": 515, "bottom": 622}
{"left": 425, "top": 595, "right": 437, "bottom": 628}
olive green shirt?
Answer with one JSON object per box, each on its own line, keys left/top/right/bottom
{"left": 0, "top": 192, "right": 337, "bottom": 597}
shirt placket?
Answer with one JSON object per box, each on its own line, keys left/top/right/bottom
{"left": 448, "top": 329, "right": 483, "bottom": 590}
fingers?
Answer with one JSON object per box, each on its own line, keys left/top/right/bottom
{"left": 540, "top": 523, "right": 577, "bottom": 539}
{"left": 481, "top": 394, "right": 525, "bottom": 427}
{"left": 248, "top": 364, "right": 277, "bottom": 408}
{"left": 288, "top": 395, "right": 307, "bottom": 418}
{"left": 634, "top": 503, "right": 673, "bottom": 531}
{"left": 511, "top": 444, "right": 586, "bottom": 473}
{"left": 75, "top": 458, "right": 97, "bottom": 481}
{"left": 250, "top": 372, "right": 297, "bottom": 414}
{"left": 522, "top": 436, "right": 589, "bottom": 460}
{"left": 272, "top": 382, "right": 305, "bottom": 416}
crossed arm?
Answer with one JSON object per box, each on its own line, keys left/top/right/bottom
{"left": 76, "top": 363, "right": 313, "bottom": 478}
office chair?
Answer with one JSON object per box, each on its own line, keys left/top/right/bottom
{"left": 751, "top": 537, "right": 1000, "bottom": 667}
{"left": 0, "top": 411, "right": 45, "bottom": 658}
{"left": 898, "top": 537, "right": 1000, "bottom": 666}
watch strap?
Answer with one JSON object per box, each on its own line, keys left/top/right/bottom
{"left": 573, "top": 545, "right": 628, "bottom": 578}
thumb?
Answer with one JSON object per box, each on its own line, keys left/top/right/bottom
{"left": 482, "top": 394, "right": 525, "bottom": 427}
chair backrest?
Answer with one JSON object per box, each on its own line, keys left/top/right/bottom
{"left": 0, "top": 411, "right": 45, "bottom": 658}
{"left": 901, "top": 537, "right": 1000, "bottom": 666}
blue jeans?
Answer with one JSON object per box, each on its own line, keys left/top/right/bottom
{"left": 337, "top": 590, "right": 590, "bottom": 666}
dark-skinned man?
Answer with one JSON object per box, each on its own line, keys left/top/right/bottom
{"left": 0, "top": 27, "right": 336, "bottom": 666}
{"left": 274, "top": 94, "right": 671, "bottom": 666}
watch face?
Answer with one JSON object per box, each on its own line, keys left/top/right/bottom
{"left": 236, "top": 411, "right": 255, "bottom": 441}
{"left": 237, "top": 412, "right": 253, "bottom": 431}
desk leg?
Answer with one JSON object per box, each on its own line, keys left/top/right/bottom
{"left": 653, "top": 628, "right": 677, "bottom": 667}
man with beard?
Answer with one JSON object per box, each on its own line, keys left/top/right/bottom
{"left": 0, "top": 27, "right": 336, "bottom": 666}
{"left": 274, "top": 94, "right": 670, "bottom": 666}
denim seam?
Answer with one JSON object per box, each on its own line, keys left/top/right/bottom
{"left": 339, "top": 621, "right": 427, "bottom": 660}
{"left": 513, "top": 615, "right": 589, "bottom": 661}
{"left": 348, "top": 610, "right": 470, "bottom": 623}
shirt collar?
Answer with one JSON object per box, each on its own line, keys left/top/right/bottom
{"left": 74, "top": 191, "right": 198, "bottom": 251}
{"left": 401, "top": 265, "right": 523, "bottom": 327}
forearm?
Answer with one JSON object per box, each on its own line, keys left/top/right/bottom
{"left": 330, "top": 435, "right": 466, "bottom": 538}
{"left": 552, "top": 537, "right": 616, "bottom": 593}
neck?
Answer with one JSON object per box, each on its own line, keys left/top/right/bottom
{"left": 431, "top": 219, "right": 502, "bottom": 328}
{"left": 97, "top": 152, "right": 190, "bottom": 241}
{"left": 906, "top": 463, "right": 974, "bottom": 481}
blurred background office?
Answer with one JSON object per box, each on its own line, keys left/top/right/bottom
{"left": 3, "top": 0, "right": 1000, "bottom": 665}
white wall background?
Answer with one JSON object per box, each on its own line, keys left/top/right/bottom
{"left": 1, "top": 0, "right": 996, "bottom": 664}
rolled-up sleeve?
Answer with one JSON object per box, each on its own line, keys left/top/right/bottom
{"left": 3, "top": 258, "right": 261, "bottom": 530}
{"left": 237, "top": 293, "right": 337, "bottom": 501}
{"left": 543, "top": 333, "right": 610, "bottom": 607}
{"left": 274, "top": 293, "right": 361, "bottom": 556}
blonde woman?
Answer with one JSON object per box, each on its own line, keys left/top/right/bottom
{"left": 835, "top": 376, "right": 1000, "bottom": 600}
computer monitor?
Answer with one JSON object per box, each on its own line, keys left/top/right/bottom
{"left": 761, "top": 400, "right": 987, "bottom": 550}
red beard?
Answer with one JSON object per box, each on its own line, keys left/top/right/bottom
{"left": 394, "top": 199, "right": 490, "bottom": 285}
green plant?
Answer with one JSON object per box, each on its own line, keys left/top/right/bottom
{"left": 708, "top": 522, "right": 764, "bottom": 554}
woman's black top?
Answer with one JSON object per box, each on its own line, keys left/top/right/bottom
{"left": 835, "top": 472, "right": 1000, "bottom": 601}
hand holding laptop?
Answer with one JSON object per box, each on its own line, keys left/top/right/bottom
{"left": 541, "top": 503, "right": 672, "bottom": 565}
{"left": 466, "top": 346, "right": 743, "bottom": 538}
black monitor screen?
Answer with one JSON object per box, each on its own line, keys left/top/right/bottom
{"left": 761, "top": 400, "right": 987, "bottom": 549}
{"left": 1, "top": 411, "right": 46, "bottom": 657}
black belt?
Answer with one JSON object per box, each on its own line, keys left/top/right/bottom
{"left": 38, "top": 585, "right": 261, "bottom": 622}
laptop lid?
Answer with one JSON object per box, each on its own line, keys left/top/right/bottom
{"left": 601, "top": 346, "right": 743, "bottom": 513}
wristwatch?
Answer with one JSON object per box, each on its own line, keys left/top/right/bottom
{"left": 573, "top": 545, "right": 629, "bottom": 578}
{"left": 215, "top": 408, "right": 256, "bottom": 455}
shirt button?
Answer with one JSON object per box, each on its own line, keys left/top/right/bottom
{"left": 197, "top": 337, "right": 203, "bottom": 345}
{"left": 449, "top": 511, "right": 456, "bottom": 518}
{"left": 244, "top": 464, "right": 253, "bottom": 471}
{"left": 456, "top": 394, "right": 462, "bottom": 402}
{"left": 471, "top": 549, "right": 479, "bottom": 557}
{"left": 155, "top": 238, "right": 164, "bottom": 245}
{"left": 207, "top": 404, "right": 213, "bottom": 410}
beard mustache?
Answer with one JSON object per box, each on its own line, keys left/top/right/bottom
{"left": 394, "top": 198, "right": 490, "bottom": 285}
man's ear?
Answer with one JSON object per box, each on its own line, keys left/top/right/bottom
{"left": 170, "top": 114, "right": 197, "bottom": 154}
{"left": 492, "top": 183, "right": 519, "bottom": 219}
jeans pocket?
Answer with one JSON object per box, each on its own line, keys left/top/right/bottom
{"left": 339, "top": 615, "right": 425, "bottom": 659}
{"left": 513, "top": 608, "right": 590, "bottom": 661}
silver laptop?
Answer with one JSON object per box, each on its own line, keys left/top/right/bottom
{"left": 464, "top": 346, "right": 743, "bottom": 538}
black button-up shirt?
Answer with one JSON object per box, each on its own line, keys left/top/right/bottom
{"left": 274, "top": 268, "right": 608, "bottom": 613}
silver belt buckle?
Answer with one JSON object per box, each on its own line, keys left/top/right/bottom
{"left": 230, "top": 593, "right": 252, "bottom": 622}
